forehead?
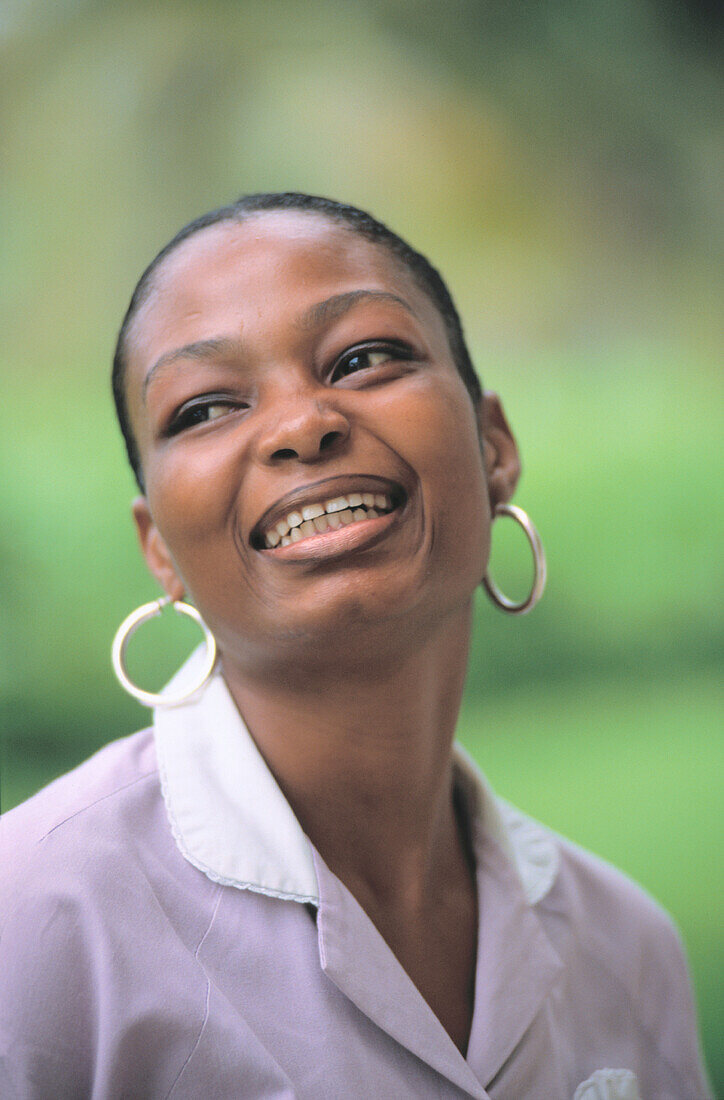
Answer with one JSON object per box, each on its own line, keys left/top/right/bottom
{"left": 126, "top": 211, "right": 439, "bottom": 375}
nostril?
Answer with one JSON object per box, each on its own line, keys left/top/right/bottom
{"left": 268, "top": 428, "right": 345, "bottom": 463}
{"left": 320, "top": 431, "right": 342, "bottom": 452}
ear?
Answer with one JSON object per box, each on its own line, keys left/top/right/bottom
{"left": 477, "top": 390, "right": 521, "bottom": 508}
{"left": 131, "top": 497, "right": 186, "bottom": 602}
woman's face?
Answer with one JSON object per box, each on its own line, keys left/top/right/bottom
{"left": 124, "top": 212, "right": 516, "bottom": 671}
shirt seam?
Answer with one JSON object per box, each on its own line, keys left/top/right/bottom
{"left": 164, "top": 884, "right": 224, "bottom": 1099}
{"left": 39, "top": 769, "right": 158, "bottom": 841}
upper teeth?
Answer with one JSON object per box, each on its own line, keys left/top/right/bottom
{"left": 264, "top": 492, "right": 393, "bottom": 548}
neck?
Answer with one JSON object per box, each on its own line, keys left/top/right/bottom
{"left": 221, "top": 602, "right": 474, "bottom": 908}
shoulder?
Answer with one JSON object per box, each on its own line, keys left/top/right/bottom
{"left": 524, "top": 816, "right": 710, "bottom": 1097}
{"left": 549, "top": 827, "right": 685, "bottom": 971}
{"left": 495, "top": 795, "right": 680, "bottom": 953}
{"left": 0, "top": 729, "right": 216, "bottom": 1098}
{"left": 0, "top": 726, "right": 158, "bottom": 849}
{"left": 0, "top": 729, "right": 159, "bottom": 921}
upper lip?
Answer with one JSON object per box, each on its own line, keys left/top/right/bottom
{"left": 250, "top": 474, "right": 407, "bottom": 548}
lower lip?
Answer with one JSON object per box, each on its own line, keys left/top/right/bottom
{"left": 260, "top": 508, "right": 401, "bottom": 562}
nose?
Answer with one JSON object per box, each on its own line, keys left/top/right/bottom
{"left": 256, "top": 389, "right": 351, "bottom": 465}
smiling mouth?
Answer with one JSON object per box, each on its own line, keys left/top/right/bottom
{"left": 251, "top": 478, "right": 406, "bottom": 552}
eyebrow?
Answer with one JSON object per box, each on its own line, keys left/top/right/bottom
{"left": 142, "top": 289, "right": 418, "bottom": 400}
{"left": 143, "top": 337, "right": 243, "bottom": 400}
{"left": 297, "top": 289, "right": 418, "bottom": 330}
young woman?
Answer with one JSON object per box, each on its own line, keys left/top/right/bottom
{"left": 0, "top": 194, "right": 709, "bottom": 1098}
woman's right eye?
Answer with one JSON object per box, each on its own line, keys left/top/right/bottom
{"left": 168, "top": 399, "right": 245, "bottom": 435}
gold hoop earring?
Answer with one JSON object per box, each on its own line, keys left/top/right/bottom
{"left": 111, "top": 596, "right": 217, "bottom": 707}
{"left": 483, "top": 503, "right": 547, "bottom": 614}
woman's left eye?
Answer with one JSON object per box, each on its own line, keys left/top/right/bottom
{"left": 330, "top": 346, "right": 407, "bottom": 383}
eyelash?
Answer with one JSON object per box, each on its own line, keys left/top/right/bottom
{"left": 166, "top": 341, "right": 414, "bottom": 435}
{"left": 167, "top": 395, "right": 245, "bottom": 436}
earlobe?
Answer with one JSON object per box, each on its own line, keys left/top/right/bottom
{"left": 477, "top": 391, "right": 521, "bottom": 507}
{"left": 131, "top": 497, "right": 185, "bottom": 602}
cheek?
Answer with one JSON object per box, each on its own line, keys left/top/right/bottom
{"left": 432, "top": 412, "right": 491, "bottom": 579}
{"left": 372, "top": 376, "right": 490, "bottom": 571}
{"left": 144, "top": 441, "right": 242, "bottom": 564}
{"left": 394, "top": 375, "right": 486, "bottom": 498}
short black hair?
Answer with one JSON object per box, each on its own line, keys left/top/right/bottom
{"left": 112, "top": 192, "right": 482, "bottom": 491}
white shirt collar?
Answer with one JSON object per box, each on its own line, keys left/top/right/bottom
{"left": 153, "top": 653, "right": 559, "bottom": 907}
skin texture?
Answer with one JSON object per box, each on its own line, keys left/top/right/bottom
{"left": 124, "top": 210, "right": 520, "bottom": 1053}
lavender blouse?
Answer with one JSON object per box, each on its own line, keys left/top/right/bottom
{"left": 0, "top": 660, "right": 710, "bottom": 1098}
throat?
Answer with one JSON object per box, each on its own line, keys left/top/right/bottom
{"left": 339, "top": 782, "right": 479, "bottom": 1057}
{"left": 353, "top": 860, "right": 479, "bottom": 1057}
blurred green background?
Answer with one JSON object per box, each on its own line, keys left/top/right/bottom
{"left": 1, "top": 0, "right": 721, "bottom": 1088}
